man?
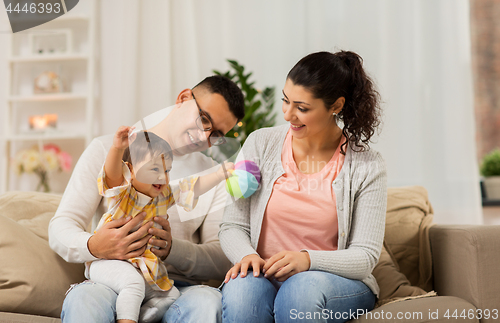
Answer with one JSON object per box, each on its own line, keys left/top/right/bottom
{"left": 48, "top": 75, "right": 245, "bottom": 323}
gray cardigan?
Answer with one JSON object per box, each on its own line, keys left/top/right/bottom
{"left": 219, "top": 124, "right": 387, "bottom": 297}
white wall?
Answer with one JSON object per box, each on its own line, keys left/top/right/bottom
{"left": 0, "top": 0, "right": 482, "bottom": 224}
{"left": 95, "top": 0, "right": 481, "bottom": 224}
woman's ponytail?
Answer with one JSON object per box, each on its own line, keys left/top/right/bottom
{"left": 336, "top": 51, "right": 381, "bottom": 153}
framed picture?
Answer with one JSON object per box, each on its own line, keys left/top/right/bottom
{"left": 34, "top": 71, "right": 63, "bottom": 94}
{"left": 28, "top": 29, "right": 72, "bottom": 55}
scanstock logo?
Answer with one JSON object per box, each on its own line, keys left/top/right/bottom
{"left": 3, "top": 0, "right": 79, "bottom": 33}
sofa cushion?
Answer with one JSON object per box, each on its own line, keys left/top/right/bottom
{"left": 0, "top": 312, "right": 61, "bottom": 323}
{"left": 0, "top": 191, "right": 61, "bottom": 222}
{"left": 0, "top": 191, "right": 85, "bottom": 318}
{"left": 372, "top": 241, "right": 431, "bottom": 306}
{"left": 385, "top": 186, "right": 434, "bottom": 291}
{"left": 351, "top": 296, "right": 478, "bottom": 323}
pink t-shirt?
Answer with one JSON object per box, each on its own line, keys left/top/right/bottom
{"left": 257, "top": 130, "right": 346, "bottom": 260}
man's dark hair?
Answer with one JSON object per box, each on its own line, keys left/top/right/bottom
{"left": 193, "top": 75, "right": 245, "bottom": 121}
{"left": 123, "top": 131, "right": 173, "bottom": 167}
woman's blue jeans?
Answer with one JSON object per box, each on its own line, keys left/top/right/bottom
{"left": 221, "top": 271, "right": 375, "bottom": 323}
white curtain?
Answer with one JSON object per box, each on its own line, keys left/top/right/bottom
{"left": 97, "top": 0, "right": 482, "bottom": 224}
{"left": 0, "top": 10, "right": 9, "bottom": 194}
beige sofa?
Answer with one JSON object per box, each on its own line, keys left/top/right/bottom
{"left": 0, "top": 187, "right": 499, "bottom": 323}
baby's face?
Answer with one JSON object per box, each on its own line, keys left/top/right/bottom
{"left": 131, "top": 154, "right": 172, "bottom": 198}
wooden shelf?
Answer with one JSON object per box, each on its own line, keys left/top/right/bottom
{"left": 9, "top": 54, "right": 88, "bottom": 63}
{"left": 9, "top": 93, "right": 87, "bottom": 102}
{"left": 482, "top": 199, "right": 500, "bottom": 207}
{"left": 5, "top": 133, "right": 87, "bottom": 141}
{"left": 50, "top": 14, "right": 90, "bottom": 22}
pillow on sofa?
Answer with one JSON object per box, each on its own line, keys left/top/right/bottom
{"left": 17, "top": 211, "right": 55, "bottom": 240}
{"left": 0, "top": 191, "right": 85, "bottom": 318}
{"left": 385, "top": 186, "right": 434, "bottom": 292}
{"left": 372, "top": 241, "right": 432, "bottom": 306}
{"left": 0, "top": 190, "right": 61, "bottom": 222}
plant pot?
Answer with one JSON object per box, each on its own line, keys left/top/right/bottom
{"left": 483, "top": 176, "right": 500, "bottom": 200}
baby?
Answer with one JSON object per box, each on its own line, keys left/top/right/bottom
{"left": 86, "top": 126, "right": 232, "bottom": 323}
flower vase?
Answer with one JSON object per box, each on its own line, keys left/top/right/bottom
{"left": 36, "top": 169, "right": 50, "bottom": 193}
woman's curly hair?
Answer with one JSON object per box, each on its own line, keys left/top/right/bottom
{"left": 287, "top": 50, "right": 382, "bottom": 154}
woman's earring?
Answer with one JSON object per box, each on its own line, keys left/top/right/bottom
{"left": 332, "top": 112, "right": 337, "bottom": 116}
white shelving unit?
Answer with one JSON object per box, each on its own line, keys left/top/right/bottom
{"left": 1, "top": 0, "right": 97, "bottom": 193}
{"left": 8, "top": 54, "right": 89, "bottom": 62}
{"left": 8, "top": 93, "right": 88, "bottom": 102}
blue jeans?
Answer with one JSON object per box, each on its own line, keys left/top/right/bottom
{"left": 221, "top": 271, "right": 375, "bottom": 323}
{"left": 61, "top": 280, "right": 222, "bottom": 323}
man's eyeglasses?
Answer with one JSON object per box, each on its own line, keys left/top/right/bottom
{"left": 192, "top": 93, "right": 226, "bottom": 146}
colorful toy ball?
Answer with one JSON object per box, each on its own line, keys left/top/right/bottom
{"left": 235, "top": 160, "right": 261, "bottom": 183}
{"left": 226, "top": 160, "right": 261, "bottom": 199}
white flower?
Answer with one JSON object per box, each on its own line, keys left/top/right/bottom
{"left": 22, "top": 150, "right": 41, "bottom": 173}
{"left": 14, "top": 144, "right": 72, "bottom": 179}
{"left": 43, "top": 150, "right": 59, "bottom": 171}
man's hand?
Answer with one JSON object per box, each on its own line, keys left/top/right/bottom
{"left": 262, "top": 251, "right": 311, "bottom": 282}
{"left": 224, "top": 254, "right": 265, "bottom": 283}
{"left": 88, "top": 212, "right": 152, "bottom": 260}
{"left": 149, "top": 216, "right": 173, "bottom": 261}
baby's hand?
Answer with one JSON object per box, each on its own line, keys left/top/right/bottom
{"left": 113, "top": 126, "right": 135, "bottom": 150}
{"left": 217, "top": 162, "right": 235, "bottom": 181}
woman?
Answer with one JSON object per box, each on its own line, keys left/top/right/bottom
{"left": 219, "top": 51, "right": 387, "bottom": 323}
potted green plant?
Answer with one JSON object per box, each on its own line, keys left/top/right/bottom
{"left": 480, "top": 148, "right": 500, "bottom": 200}
{"left": 214, "top": 59, "right": 277, "bottom": 145}
{"left": 207, "top": 60, "right": 277, "bottom": 162}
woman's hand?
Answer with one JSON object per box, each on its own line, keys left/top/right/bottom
{"left": 88, "top": 212, "right": 153, "bottom": 260}
{"left": 149, "top": 216, "right": 173, "bottom": 261}
{"left": 262, "top": 251, "right": 311, "bottom": 282}
{"left": 224, "top": 254, "right": 265, "bottom": 283}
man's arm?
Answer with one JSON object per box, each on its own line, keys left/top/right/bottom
{"left": 48, "top": 138, "right": 108, "bottom": 263}
{"left": 165, "top": 180, "right": 232, "bottom": 282}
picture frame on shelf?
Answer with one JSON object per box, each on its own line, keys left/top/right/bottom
{"left": 34, "top": 70, "right": 64, "bottom": 94}
{"left": 28, "top": 29, "right": 72, "bottom": 56}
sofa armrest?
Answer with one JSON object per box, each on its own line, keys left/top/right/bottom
{"left": 430, "top": 225, "right": 500, "bottom": 321}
